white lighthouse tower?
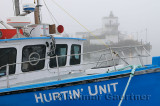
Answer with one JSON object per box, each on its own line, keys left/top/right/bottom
{"left": 102, "top": 11, "right": 120, "bottom": 43}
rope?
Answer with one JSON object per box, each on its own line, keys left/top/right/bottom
{"left": 43, "top": 0, "right": 71, "bottom": 36}
{"left": 118, "top": 65, "right": 142, "bottom": 106}
{"left": 50, "top": 0, "right": 109, "bottom": 47}
{"left": 43, "top": 0, "right": 59, "bottom": 25}
{"left": 49, "top": 0, "right": 130, "bottom": 65}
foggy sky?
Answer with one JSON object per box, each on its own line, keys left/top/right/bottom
{"left": 0, "top": 0, "right": 160, "bottom": 56}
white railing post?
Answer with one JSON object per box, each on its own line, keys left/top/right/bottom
{"left": 135, "top": 47, "right": 144, "bottom": 67}
{"left": 6, "top": 64, "right": 10, "bottom": 88}
{"left": 56, "top": 55, "right": 61, "bottom": 81}
{"left": 109, "top": 47, "right": 117, "bottom": 71}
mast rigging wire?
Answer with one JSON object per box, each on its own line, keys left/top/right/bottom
{"left": 50, "top": 0, "right": 114, "bottom": 48}
{"left": 43, "top": 0, "right": 59, "bottom": 25}
{"left": 49, "top": 0, "right": 130, "bottom": 65}
{"left": 43, "top": 0, "right": 70, "bottom": 36}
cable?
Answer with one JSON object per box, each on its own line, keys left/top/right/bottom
{"left": 43, "top": 0, "right": 59, "bottom": 25}
{"left": 49, "top": 0, "right": 130, "bottom": 65}
{"left": 50, "top": 0, "right": 109, "bottom": 47}
{"left": 49, "top": 0, "right": 119, "bottom": 49}
{"left": 118, "top": 65, "right": 142, "bottom": 106}
{"left": 43, "top": 0, "right": 71, "bottom": 36}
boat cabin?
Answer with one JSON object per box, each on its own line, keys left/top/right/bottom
{"left": 0, "top": 37, "right": 85, "bottom": 88}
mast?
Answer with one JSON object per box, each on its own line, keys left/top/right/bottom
{"left": 13, "top": 0, "right": 21, "bottom": 38}
{"left": 34, "top": 0, "right": 41, "bottom": 24}
{"left": 14, "top": 0, "right": 20, "bottom": 16}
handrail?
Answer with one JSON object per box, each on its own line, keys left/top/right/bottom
{"left": 0, "top": 54, "right": 149, "bottom": 71}
{"left": 96, "top": 54, "right": 106, "bottom": 68}
{"left": 0, "top": 45, "right": 150, "bottom": 71}
{"left": 0, "top": 45, "right": 150, "bottom": 88}
{"left": 0, "top": 55, "right": 149, "bottom": 79}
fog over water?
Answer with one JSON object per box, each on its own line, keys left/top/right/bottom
{"left": 0, "top": 0, "right": 160, "bottom": 63}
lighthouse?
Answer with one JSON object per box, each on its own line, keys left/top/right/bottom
{"left": 76, "top": 11, "right": 120, "bottom": 45}
{"left": 102, "top": 11, "right": 120, "bottom": 43}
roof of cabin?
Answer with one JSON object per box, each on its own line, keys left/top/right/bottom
{"left": 0, "top": 37, "right": 86, "bottom": 42}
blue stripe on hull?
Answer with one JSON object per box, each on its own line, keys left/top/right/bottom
{"left": 0, "top": 71, "right": 160, "bottom": 106}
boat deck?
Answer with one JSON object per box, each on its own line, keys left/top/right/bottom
{"left": 0, "top": 62, "right": 159, "bottom": 93}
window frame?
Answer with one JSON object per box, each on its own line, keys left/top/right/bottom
{"left": 21, "top": 44, "right": 46, "bottom": 72}
{"left": 70, "top": 44, "right": 81, "bottom": 65}
{"left": 0, "top": 47, "right": 17, "bottom": 77}
{"left": 49, "top": 44, "right": 68, "bottom": 68}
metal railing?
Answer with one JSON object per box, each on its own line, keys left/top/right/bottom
{"left": 0, "top": 45, "right": 150, "bottom": 88}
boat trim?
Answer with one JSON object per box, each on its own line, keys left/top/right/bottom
{"left": 0, "top": 37, "right": 86, "bottom": 42}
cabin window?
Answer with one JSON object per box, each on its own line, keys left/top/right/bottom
{"left": 0, "top": 48, "right": 17, "bottom": 77}
{"left": 70, "top": 45, "right": 81, "bottom": 65}
{"left": 22, "top": 45, "right": 46, "bottom": 72}
{"left": 49, "top": 44, "right": 68, "bottom": 68}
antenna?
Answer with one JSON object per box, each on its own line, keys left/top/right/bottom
{"left": 14, "top": 0, "right": 35, "bottom": 16}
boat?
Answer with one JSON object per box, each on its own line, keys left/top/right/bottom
{"left": 0, "top": 0, "right": 159, "bottom": 106}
